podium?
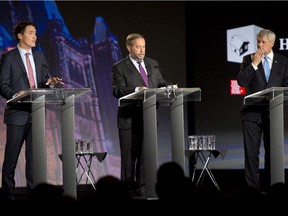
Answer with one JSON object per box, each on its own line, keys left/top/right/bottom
{"left": 7, "top": 88, "right": 91, "bottom": 198}
{"left": 119, "top": 87, "right": 201, "bottom": 198}
{"left": 244, "top": 87, "right": 288, "bottom": 186}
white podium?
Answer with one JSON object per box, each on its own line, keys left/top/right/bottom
{"left": 244, "top": 87, "right": 288, "bottom": 186}
{"left": 7, "top": 88, "right": 91, "bottom": 198}
{"left": 119, "top": 87, "right": 201, "bottom": 198}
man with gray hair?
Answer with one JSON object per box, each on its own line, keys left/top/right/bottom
{"left": 237, "top": 29, "right": 288, "bottom": 191}
{"left": 112, "top": 33, "right": 168, "bottom": 197}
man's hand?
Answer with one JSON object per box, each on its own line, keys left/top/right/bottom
{"left": 138, "top": 86, "right": 148, "bottom": 91}
{"left": 12, "top": 90, "right": 27, "bottom": 98}
{"left": 172, "top": 84, "right": 178, "bottom": 89}
{"left": 251, "top": 48, "right": 264, "bottom": 67}
{"left": 46, "top": 77, "right": 64, "bottom": 87}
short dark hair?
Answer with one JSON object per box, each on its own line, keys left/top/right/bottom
{"left": 13, "top": 21, "right": 36, "bottom": 43}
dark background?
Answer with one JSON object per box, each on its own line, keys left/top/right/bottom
{"left": 186, "top": 1, "right": 288, "bottom": 168}
{"left": 57, "top": 1, "right": 187, "bottom": 87}
{"left": 56, "top": 1, "right": 288, "bottom": 170}
{"left": 57, "top": 1, "right": 190, "bottom": 167}
{"left": 1, "top": 1, "right": 288, "bottom": 188}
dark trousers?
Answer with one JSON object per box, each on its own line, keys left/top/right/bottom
{"left": 119, "top": 126, "right": 145, "bottom": 193}
{"left": 242, "top": 114, "right": 270, "bottom": 190}
{"left": 2, "top": 119, "right": 33, "bottom": 198}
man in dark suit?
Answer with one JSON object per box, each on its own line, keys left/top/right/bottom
{"left": 0, "top": 21, "right": 62, "bottom": 200}
{"left": 237, "top": 29, "right": 288, "bottom": 191}
{"left": 112, "top": 33, "right": 168, "bottom": 197}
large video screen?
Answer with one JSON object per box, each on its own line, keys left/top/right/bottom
{"left": 0, "top": 0, "right": 186, "bottom": 186}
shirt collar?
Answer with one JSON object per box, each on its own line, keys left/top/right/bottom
{"left": 129, "top": 55, "right": 144, "bottom": 64}
{"left": 17, "top": 44, "right": 32, "bottom": 56}
{"left": 266, "top": 51, "right": 274, "bottom": 60}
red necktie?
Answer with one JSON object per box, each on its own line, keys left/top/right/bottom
{"left": 25, "top": 52, "right": 36, "bottom": 88}
{"left": 137, "top": 61, "right": 149, "bottom": 87}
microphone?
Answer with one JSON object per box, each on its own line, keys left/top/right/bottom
{"left": 154, "top": 65, "right": 177, "bottom": 99}
{"left": 42, "top": 64, "right": 58, "bottom": 77}
{"left": 166, "top": 84, "right": 177, "bottom": 100}
{"left": 42, "top": 64, "right": 63, "bottom": 88}
{"left": 158, "top": 82, "right": 167, "bottom": 88}
{"left": 154, "top": 65, "right": 169, "bottom": 88}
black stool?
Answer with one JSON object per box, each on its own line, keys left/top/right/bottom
{"left": 59, "top": 152, "right": 107, "bottom": 190}
{"left": 185, "top": 149, "right": 226, "bottom": 191}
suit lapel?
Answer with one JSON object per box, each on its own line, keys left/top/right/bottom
{"left": 270, "top": 54, "right": 279, "bottom": 75}
{"left": 268, "top": 54, "right": 280, "bottom": 83}
{"left": 126, "top": 57, "right": 146, "bottom": 86}
{"left": 13, "top": 49, "right": 27, "bottom": 78}
{"left": 259, "top": 62, "right": 267, "bottom": 82}
{"left": 144, "top": 59, "right": 155, "bottom": 88}
{"left": 32, "top": 51, "right": 41, "bottom": 83}
{"left": 144, "top": 59, "right": 152, "bottom": 75}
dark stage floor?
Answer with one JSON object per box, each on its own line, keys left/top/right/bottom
{"left": 4, "top": 169, "right": 288, "bottom": 202}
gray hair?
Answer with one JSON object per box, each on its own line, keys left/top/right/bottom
{"left": 126, "top": 33, "right": 144, "bottom": 46}
{"left": 257, "top": 29, "right": 276, "bottom": 43}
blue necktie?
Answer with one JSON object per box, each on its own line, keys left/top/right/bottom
{"left": 263, "top": 56, "right": 270, "bottom": 82}
{"left": 137, "top": 61, "right": 149, "bottom": 87}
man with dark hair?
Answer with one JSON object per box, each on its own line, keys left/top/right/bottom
{"left": 0, "top": 21, "right": 62, "bottom": 200}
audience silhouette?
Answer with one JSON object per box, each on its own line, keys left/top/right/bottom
{"left": 156, "top": 161, "right": 194, "bottom": 201}
{"left": 3, "top": 163, "right": 288, "bottom": 212}
{"left": 80, "top": 175, "right": 131, "bottom": 204}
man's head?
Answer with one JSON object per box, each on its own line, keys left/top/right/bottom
{"left": 14, "top": 21, "right": 37, "bottom": 51}
{"left": 126, "top": 33, "right": 145, "bottom": 61}
{"left": 257, "top": 29, "right": 275, "bottom": 56}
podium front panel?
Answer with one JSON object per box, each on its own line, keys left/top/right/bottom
{"left": 6, "top": 88, "right": 92, "bottom": 199}
{"left": 118, "top": 87, "right": 201, "bottom": 198}
{"left": 243, "top": 87, "right": 288, "bottom": 185}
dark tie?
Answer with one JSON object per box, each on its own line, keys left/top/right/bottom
{"left": 25, "top": 52, "right": 36, "bottom": 88}
{"left": 263, "top": 56, "right": 270, "bottom": 82}
{"left": 137, "top": 61, "right": 149, "bottom": 87}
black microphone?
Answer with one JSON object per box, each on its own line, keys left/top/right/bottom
{"left": 42, "top": 64, "right": 58, "bottom": 77}
{"left": 154, "top": 65, "right": 169, "bottom": 88}
{"left": 42, "top": 64, "right": 63, "bottom": 88}
{"left": 154, "top": 65, "right": 177, "bottom": 99}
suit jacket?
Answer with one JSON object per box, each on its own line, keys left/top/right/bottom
{"left": 112, "top": 56, "right": 167, "bottom": 129}
{"left": 0, "top": 48, "right": 51, "bottom": 125}
{"left": 237, "top": 52, "right": 288, "bottom": 121}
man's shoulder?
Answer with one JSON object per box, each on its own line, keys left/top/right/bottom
{"left": 4, "top": 47, "right": 19, "bottom": 56}
{"left": 144, "top": 56, "right": 157, "bottom": 63}
{"left": 144, "top": 57, "right": 159, "bottom": 68}
{"left": 274, "top": 52, "right": 288, "bottom": 61}
{"left": 113, "top": 56, "right": 131, "bottom": 67}
{"left": 32, "top": 50, "right": 44, "bottom": 57}
{"left": 0, "top": 48, "right": 19, "bottom": 62}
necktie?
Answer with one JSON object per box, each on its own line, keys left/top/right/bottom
{"left": 25, "top": 52, "right": 36, "bottom": 88}
{"left": 263, "top": 56, "right": 270, "bottom": 82}
{"left": 137, "top": 61, "right": 149, "bottom": 87}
